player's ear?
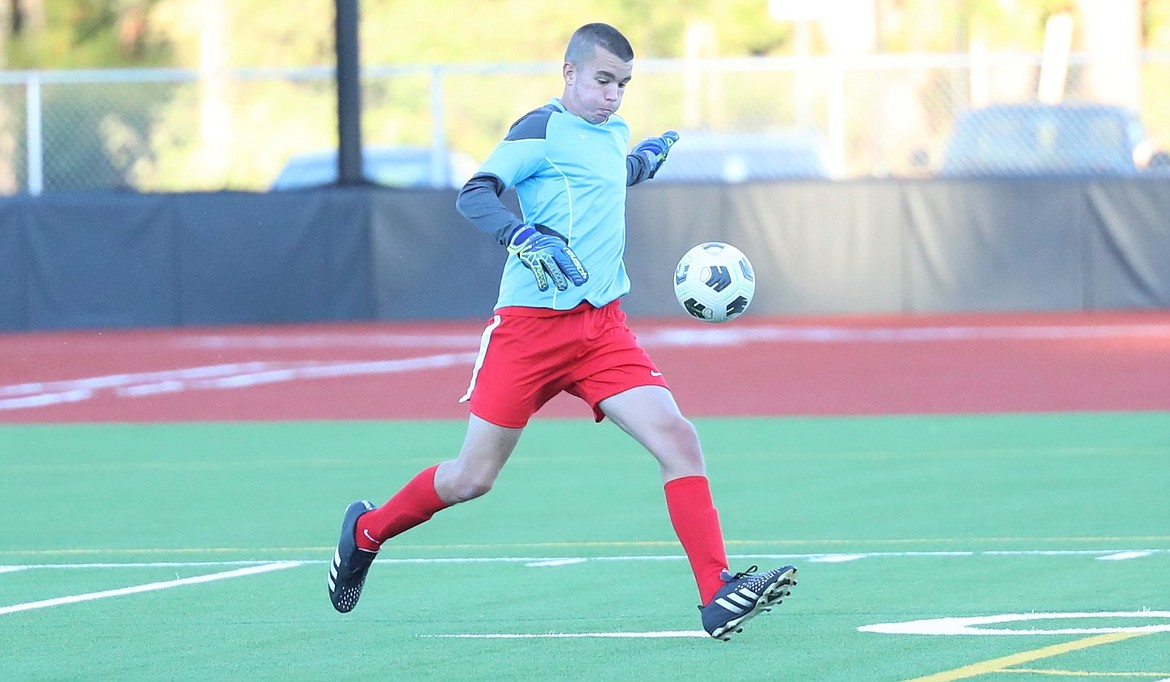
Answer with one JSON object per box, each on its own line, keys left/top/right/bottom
{"left": 563, "top": 62, "right": 575, "bottom": 85}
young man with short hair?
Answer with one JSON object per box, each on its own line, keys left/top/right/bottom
{"left": 328, "top": 22, "right": 796, "bottom": 641}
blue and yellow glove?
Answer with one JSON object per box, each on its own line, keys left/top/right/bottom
{"left": 632, "top": 130, "right": 679, "bottom": 179}
{"left": 506, "top": 224, "right": 589, "bottom": 292}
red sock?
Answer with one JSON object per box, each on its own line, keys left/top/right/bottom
{"left": 664, "top": 475, "right": 730, "bottom": 605}
{"left": 355, "top": 465, "right": 449, "bottom": 551}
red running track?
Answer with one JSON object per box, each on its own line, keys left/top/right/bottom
{"left": 1, "top": 311, "right": 1168, "bottom": 423}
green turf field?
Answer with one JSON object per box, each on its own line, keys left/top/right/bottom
{"left": 2, "top": 413, "right": 1168, "bottom": 681}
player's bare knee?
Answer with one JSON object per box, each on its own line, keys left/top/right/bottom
{"left": 679, "top": 420, "right": 706, "bottom": 465}
{"left": 449, "top": 471, "right": 496, "bottom": 503}
{"left": 436, "top": 461, "right": 498, "bottom": 504}
{"left": 668, "top": 415, "right": 701, "bottom": 450}
{"left": 654, "top": 416, "right": 704, "bottom": 469}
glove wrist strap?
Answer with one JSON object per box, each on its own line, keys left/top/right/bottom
{"left": 506, "top": 224, "right": 536, "bottom": 253}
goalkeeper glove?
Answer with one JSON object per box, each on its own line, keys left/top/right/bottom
{"left": 506, "top": 224, "right": 589, "bottom": 292}
{"left": 632, "top": 130, "right": 679, "bottom": 179}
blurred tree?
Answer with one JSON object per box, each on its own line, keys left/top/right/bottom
{"left": 1147, "top": 0, "right": 1170, "bottom": 46}
{"left": 6, "top": 0, "right": 170, "bottom": 68}
{"left": 3, "top": 0, "right": 1169, "bottom": 191}
{"left": 0, "top": 1, "right": 175, "bottom": 192}
{"left": 0, "top": 2, "right": 13, "bottom": 192}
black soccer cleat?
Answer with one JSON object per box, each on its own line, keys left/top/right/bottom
{"left": 698, "top": 564, "right": 798, "bottom": 641}
{"left": 327, "top": 500, "right": 377, "bottom": 613}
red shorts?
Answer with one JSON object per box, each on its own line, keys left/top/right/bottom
{"left": 459, "top": 300, "right": 669, "bottom": 428}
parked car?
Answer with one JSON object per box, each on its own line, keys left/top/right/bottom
{"left": 932, "top": 102, "right": 1170, "bottom": 177}
{"left": 650, "top": 130, "right": 831, "bottom": 183}
{"left": 271, "top": 145, "right": 477, "bottom": 190}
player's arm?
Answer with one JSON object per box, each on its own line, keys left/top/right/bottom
{"left": 457, "top": 106, "right": 555, "bottom": 241}
{"left": 455, "top": 170, "right": 587, "bottom": 292}
{"left": 627, "top": 130, "right": 679, "bottom": 186}
{"left": 455, "top": 172, "right": 524, "bottom": 245}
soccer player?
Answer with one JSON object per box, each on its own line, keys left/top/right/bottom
{"left": 328, "top": 22, "right": 796, "bottom": 640}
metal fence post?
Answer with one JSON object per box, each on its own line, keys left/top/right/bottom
{"left": 826, "top": 57, "right": 846, "bottom": 177}
{"left": 335, "top": 0, "right": 363, "bottom": 185}
{"left": 429, "top": 65, "right": 447, "bottom": 188}
{"left": 26, "top": 73, "right": 44, "bottom": 195}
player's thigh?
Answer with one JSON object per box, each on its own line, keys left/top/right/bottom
{"left": 436, "top": 414, "right": 523, "bottom": 500}
{"left": 453, "top": 413, "right": 523, "bottom": 476}
{"left": 599, "top": 385, "right": 702, "bottom": 462}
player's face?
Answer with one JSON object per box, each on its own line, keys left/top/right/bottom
{"left": 562, "top": 46, "right": 632, "bottom": 124}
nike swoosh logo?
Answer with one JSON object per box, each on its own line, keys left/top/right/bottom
{"left": 650, "top": 371, "right": 663, "bottom": 377}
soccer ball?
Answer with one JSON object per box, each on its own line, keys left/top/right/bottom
{"left": 673, "top": 242, "right": 756, "bottom": 323}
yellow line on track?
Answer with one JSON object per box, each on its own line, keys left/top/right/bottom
{"left": 903, "top": 632, "right": 1151, "bottom": 682}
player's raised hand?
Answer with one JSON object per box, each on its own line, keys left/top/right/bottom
{"left": 506, "top": 224, "right": 589, "bottom": 292}
{"left": 633, "top": 130, "right": 679, "bottom": 178}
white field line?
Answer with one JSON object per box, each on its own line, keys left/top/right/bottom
{"left": 0, "top": 561, "right": 301, "bottom": 616}
{"left": 0, "top": 362, "right": 272, "bottom": 398}
{"left": 2, "top": 551, "right": 1161, "bottom": 619}
{"left": 180, "top": 332, "right": 485, "bottom": 350}
{"left": 6, "top": 322, "right": 1166, "bottom": 411}
{"left": 858, "top": 611, "right": 1170, "bottom": 636}
{"left": 0, "top": 353, "right": 476, "bottom": 411}
{"left": 1097, "top": 550, "right": 1155, "bottom": 561}
{"left": 176, "top": 323, "right": 1170, "bottom": 351}
{"left": 5, "top": 561, "right": 292, "bottom": 570}
{"left": 643, "top": 324, "right": 1170, "bottom": 348}
{"left": 421, "top": 631, "right": 709, "bottom": 639}
{"left": 3, "top": 548, "right": 1165, "bottom": 574}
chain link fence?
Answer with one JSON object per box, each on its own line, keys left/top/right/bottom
{"left": 2, "top": 51, "right": 1168, "bottom": 194}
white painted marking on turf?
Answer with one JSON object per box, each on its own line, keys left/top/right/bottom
{"left": 858, "top": 611, "right": 1170, "bottom": 636}
{"left": 3, "top": 561, "right": 289, "bottom": 570}
{"left": 0, "top": 561, "right": 301, "bottom": 616}
{"left": 2, "top": 548, "right": 1166, "bottom": 570}
{"left": 1096, "top": 551, "right": 1154, "bottom": 561}
{"left": 808, "top": 554, "right": 867, "bottom": 563}
{"left": 421, "top": 631, "right": 708, "bottom": 639}
{"left": 525, "top": 558, "right": 587, "bottom": 567}
{"left": 982, "top": 549, "right": 1150, "bottom": 557}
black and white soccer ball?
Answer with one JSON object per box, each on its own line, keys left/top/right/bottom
{"left": 673, "top": 242, "right": 755, "bottom": 323}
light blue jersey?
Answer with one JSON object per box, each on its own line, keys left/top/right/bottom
{"left": 456, "top": 98, "right": 655, "bottom": 311}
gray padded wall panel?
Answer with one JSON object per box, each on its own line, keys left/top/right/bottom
{"left": 25, "top": 193, "right": 176, "bottom": 329}
{"left": 368, "top": 190, "right": 503, "bottom": 320}
{"left": 1084, "top": 181, "right": 1170, "bottom": 308}
{"left": 0, "top": 198, "right": 27, "bottom": 331}
{"left": 176, "top": 191, "right": 372, "bottom": 324}
{"left": 623, "top": 184, "right": 729, "bottom": 317}
{"left": 3, "top": 180, "right": 1168, "bottom": 332}
{"left": 903, "top": 181, "right": 1086, "bottom": 312}
{"left": 726, "top": 181, "right": 904, "bottom": 315}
